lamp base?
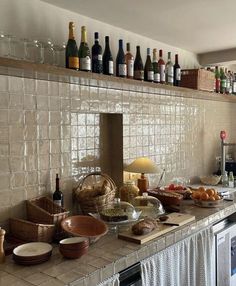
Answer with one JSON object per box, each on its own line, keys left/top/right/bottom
{"left": 137, "top": 176, "right": 148, "bottom": 195}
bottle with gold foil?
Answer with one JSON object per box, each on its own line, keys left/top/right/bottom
{"left": 65, "top": 22, "right": 79, "bottom": 70}
{"left": 119, "top": 181, "right": 139, "bottom": 203}
{"left": 78, "top": 26, "right": 91, "bottom": 72}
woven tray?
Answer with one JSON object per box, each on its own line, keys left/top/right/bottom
{"left": 73, "top": 172, "right": 116, "bottom": 214}
{"left": 180, "top": 69, "right": 215, "bottom": 92}
{"left": 9, "top": 218, "right": 55, "bottom": 243}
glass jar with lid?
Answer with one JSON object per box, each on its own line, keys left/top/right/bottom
{"left": 119, "top": 181, "right": 139, "bottom": 203}
{"left": 132, "top": 192, "right": 165, "bottom": 218}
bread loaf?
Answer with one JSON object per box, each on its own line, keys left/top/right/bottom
{"left": 132, "top": 217, "right": 158, "bottom": 235}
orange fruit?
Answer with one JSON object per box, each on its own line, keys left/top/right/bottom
{"left": 200, "top": 192, "right": 209, "bottom": 201}
{"left": 192, "top": 191, "right": 201, "bottom": 199}
{"left": 198, "top": 187, "right": 205, "bottom": 192}
{"left": 206, "top": 189, "right": 215, "bottom": 197}
{"left": 208, "top": 196, "right": 215, "bottom": 201}
{"left": 214, "top": 194, "right": 221, "bottom": 200}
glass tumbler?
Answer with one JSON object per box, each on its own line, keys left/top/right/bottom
{"left": 25, "top": 39, "right": 43, "bottom": 63}
{"left": 0, "top": 32, "right": 11, "bottom": 58}
{"left": 41, "top": 38, "right": 54, "bottom": 65}
{"left": 9, "top": 36, "right": 25, "bottom": 60}
{"left": 53, "top": 42, "right": 66, "bottom": 67}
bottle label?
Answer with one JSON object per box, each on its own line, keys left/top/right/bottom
{"left": 109, "top": 60, "right": 113, "bottom": 74}
{"left": 221, "top": 79, "right": 226, "bottom": 88}
{"left": 176, "top": 68, "right": 181, "bottom": 81}
{"left": 80, "top": 56, "right": 91, "bottom": 71}
{"left": 233, "top": 82, "right": 236, "bottom": 93}
{"left": 134, "top": 70, "right": 144, "bottom": 80}
{"left": 160, "top": 64, "right": 165, "bottom": 82}
{"left": 69, "top": 57, "right": 79, "bottom": 69}
{"left": 98, "top": 54, "right": 102, "bottom": 61}
{"left": 148, "top": 71, "right": 154, "bottom": 81}
{"left": 119, "top": 64, "right": 127, "bottom": 76}
{"left": 54, "top": 200, "right": 62, "bottom": 206}
{"left": 167, "top": 67, "right": 174, "bottom": 83}
{"left": 154, "top": 72, "right": 160, "bottom": 83}
{"left": 127, "top": 59, "right": 134, "bottom": 77}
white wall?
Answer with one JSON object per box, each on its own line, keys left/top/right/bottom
{"left": 0, "top": 0, "right": 200, "bottom": 68}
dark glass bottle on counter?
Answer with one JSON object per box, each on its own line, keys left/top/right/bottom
{"left": 92, "top": 32, "right": 103, "bottom": 74}
{"left": 116, "top": 39, "right": 127, "bottom": 77}
{"left": 53, "top": 174, "right": 63, "bottom": 207}
{"left": 134, "top": 46, "right": 144, "bottom": 81}
{"left": 174, "top": 54, "right": 181, "bottom": 86}
{"left": 65, "top": 22, "right": 79, "bottom": 70}
{"left": 157, "top": 49, "right": 165, "bottom": 84}
{"left": 220, "top": 67, "right": 226, "bottom": 94}
{"left": 78, "top": 26, "right": 91, "bottom": 72}
{"left": 103, "top": 36, "right": 114, "bottom": 75}
{"left": 125, "top": 43, "right": 134, "bottom": 79}
{"left": 153, "top": 48, "right": 160, "bottom": 83}
{"left": 144, "top": 48, "right": 154, "bottom": 82}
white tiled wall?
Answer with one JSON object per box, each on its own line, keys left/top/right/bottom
{"left": 0, "top": 74, "right": 236, "bottom": 226}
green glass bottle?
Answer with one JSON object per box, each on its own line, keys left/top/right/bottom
{"left": 65, "top": 22, "right": 79, "bottom": 70}
{"left": 78, "top": 26, "right": 91, "bottom": 72}
{"left": 144, "top": 48, "right": 154, "bottom": 82}
{"left": 220, "top": 67, "right": 226, "bottom": 94}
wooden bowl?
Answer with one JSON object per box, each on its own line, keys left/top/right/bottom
{"left": 61, "top": 215, "right": 108, "bottom": 243}
{"left": 59, "top": 237, "right": 89, "bottom": 259}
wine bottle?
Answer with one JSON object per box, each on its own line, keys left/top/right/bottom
{"left": 174, "top": 54, "right": 181, "bottom": 86}
{"left": 134, "top": 46, "right": 144, "bottom": 81}
{"left": 144, "top": 48, "right": 154, "bottom": 82}
{"left": 103, "top": 36, "right": 114, "bottom": 75}
{"left": 116, "top": 39, "right": 127, "bottom": 77}
{"left": 215, "top": 66, "right": 220, "bottom": 93}
{"left": 92, "top": 32, "right": 103, "bottom": 74}
{"left": 157, "top": 49, "right": 165, "bottom": 84}
{"left": 166, "top": 52, "right": 174, "bottom": 85}
{"left": 65, "top": 22, "right": 79, "bottom": 70}
{"left": 153, "top": 49, "right": 160, "bottom": 83}
{"left": 125, "top": 43, "right": 134, "bottom": 79}
{"left": 232, "top": 73, "right": 236, "bottom": 95}
{"left": 225, "top": 68, "right": 230, "bottom": 94}
{"left": 78, "top": 26, "right": 91, "bottom": 72}
{"left": 220, "top": 67, "right": 226, "bottom": 94}
{"left": 53, "top": 174, "right": 63, "bottom": 207}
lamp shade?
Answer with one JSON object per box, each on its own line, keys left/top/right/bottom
{"left": 124, "top": 157, "right": 160, "bottom": 174}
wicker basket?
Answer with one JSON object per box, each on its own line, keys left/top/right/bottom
{"left": 180, "top": 69, "right": 215, "bottom": 92}
{"left": 73, "top": 172, "right": 116, "bottom": 214}
{"left": 9, "top": 217, "right": 55, "bottom": 243}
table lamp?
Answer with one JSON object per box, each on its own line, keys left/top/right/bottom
{"left": 124, "top": 157, "right": 159, "bottom": 194}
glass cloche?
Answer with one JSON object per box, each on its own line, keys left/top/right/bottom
{"left": 99, "top": 198, "right": 141, "bottom": 223}
{"left": 132, "top": 192, "right": 165, "bottom": 218}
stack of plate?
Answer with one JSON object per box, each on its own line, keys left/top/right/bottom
{"left": 13, "top": 242, "right": 52, "bottom": 265}
{"left": 59, "top": 237, "right": 89, "bottom": 259}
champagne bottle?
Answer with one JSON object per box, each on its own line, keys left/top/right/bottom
{"left": 92, "top": 32, "right": 103, "bottom": 74}
{"left": 116, "top": 39, "right": 127, "bottom": 77}
{"left": 65, "top": 22, "right": 79, "bottom": 70}
{"left": 215, "top": 66, "right": 220, "bottom": 93}
{"left": 134, "top": 46, "right": 144, "bottom": 81}
{"left": 174, "top": 54, "right": 181, "bottom": 86}
{"left": 125, "top": 43, "right": 134, "bottom": 79}
{"left": 144, "top": 48, "right": 154, "bottom": 82}
{"left": 53, "top": 174, "right": 63, "bottom": 207}
{"left": 102, "top": 36, "right": 114, "bottom": 75}
{"left": 220, "top": 67, "right": 226, "bottom": 94}
{"left": 78, "top": 26, "right": 91, "bottom": 72}
{"left": 166, "top": 52, "right": 174, "bottom": 85}
{"left": 153, "top": 49, "right": 160, "bottom": 83}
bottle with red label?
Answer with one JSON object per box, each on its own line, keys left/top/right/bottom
{"left": 215, "top": 66, "right": 220, "bottom": 93}
{"left": 157, "top": 49, "right": 165, "bottom": 84}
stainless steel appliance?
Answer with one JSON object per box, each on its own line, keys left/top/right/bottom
{"left": 213, "top": 216, "right": 236, "bottom": 286}
{"left": 119, "top": 262, "right": 142, "bottom": 286}
{"left": 220, "top": 130, "right": 236, "bottom": 176}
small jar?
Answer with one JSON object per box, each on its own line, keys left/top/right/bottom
{"left": 119, "top": 181, "right": 139, "bottom": 203}
{"left": 222, "top": 171, "right": 229, "bottom": 187}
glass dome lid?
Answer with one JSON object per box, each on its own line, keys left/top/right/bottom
{"left": 132, "top": 192, "right": 165, "bottom": 218}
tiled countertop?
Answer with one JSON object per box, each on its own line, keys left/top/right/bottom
{"left": 1, "top": 195, "right": 236, "bottom": 286}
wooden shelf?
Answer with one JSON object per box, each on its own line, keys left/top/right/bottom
{"left": 0, "top": 57, "right": 236, "bottom": 103}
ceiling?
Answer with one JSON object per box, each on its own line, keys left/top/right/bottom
{"left": 42, "top": 0, "right": 236, "bottom": 55}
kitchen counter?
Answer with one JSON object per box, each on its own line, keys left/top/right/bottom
{"left": 1, "top": 194, "right": 236, "bottom": 286}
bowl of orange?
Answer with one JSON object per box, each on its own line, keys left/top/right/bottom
{"left": 191, "top": 187, "right": 223, "bottom": 208}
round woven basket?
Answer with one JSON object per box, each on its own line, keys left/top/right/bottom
{"left": 73, "top": 172, "right": 116, "bottom": 214}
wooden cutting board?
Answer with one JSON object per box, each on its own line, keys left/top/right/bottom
{"left": 118, "top": 213, "right": 195, "bottom": 244}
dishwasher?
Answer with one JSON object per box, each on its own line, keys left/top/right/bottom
{"left": 119, "top": 262, "right": 142, "bottom": 286}
{"left": 213, "top": 214, "right": 236, "bottom": 286}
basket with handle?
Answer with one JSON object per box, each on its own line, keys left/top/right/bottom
{"left": 73, "top": 172, "right": 117, "bottom": 214}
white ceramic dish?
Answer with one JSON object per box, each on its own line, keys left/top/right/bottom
{"left": 13, "top": 242, "right": 52, "bottom": 257}
{"left": 193, "top": 198, "right": 223, "bottom": 208}
{"left": 60, "top": 237, "right": 88, "bottom": 245}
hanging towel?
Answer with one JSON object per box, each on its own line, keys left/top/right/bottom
{"left": 96, "top": 273, "right": 120, "bottom": 286}
{"left": 141, "top": 227, "right": 214, "bottom": 286}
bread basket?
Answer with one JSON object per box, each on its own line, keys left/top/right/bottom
{"left": 73, "top": 172, "right": 116, "bottom": 214}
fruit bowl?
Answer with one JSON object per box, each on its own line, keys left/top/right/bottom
{"left": 192, "top": 197, "right": 223, "bottom": 208}
{"left": 199, "top": 175, "right": 221, "bottom": 186}
{"left": 61, "top": 215, "right": 108, "bottom": 243}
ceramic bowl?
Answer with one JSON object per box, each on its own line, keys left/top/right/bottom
{"left": 59, "top": 237, "right": 89, "bottom": 259}
{"left": 61, "top": 215, "right": 108, "bottom": 243}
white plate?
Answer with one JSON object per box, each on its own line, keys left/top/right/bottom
{"left": 193, "top": 198, "right": 223, "bottom": 208}
{"left": 13, "top": 242, "right": 52, "bottom": 257}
